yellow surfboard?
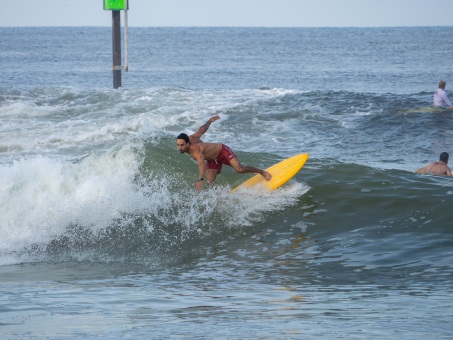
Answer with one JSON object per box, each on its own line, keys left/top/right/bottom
{"left": 399, "top": 107, "right": 448, "bottom": 114}
{"left": 229, "top": 153, "right": 309, "bottom": 194}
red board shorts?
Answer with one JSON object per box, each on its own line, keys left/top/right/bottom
{"left": 206, "top": 144, "right": 237, "bottom": 174}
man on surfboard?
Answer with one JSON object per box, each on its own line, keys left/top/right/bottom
{"left": 415, "top": 152, "right": 452, "bottom": 176}
{"left": 433, "top": 81, "right": 453, "bottom": 110}
{"left": 176, "top": 115, "right": 272, "bottom": 191}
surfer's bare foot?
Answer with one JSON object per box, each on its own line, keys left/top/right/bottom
{"left": 262, "top": 171, "right": 272, "bottom": 181}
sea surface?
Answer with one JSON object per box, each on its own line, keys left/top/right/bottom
{"left": 1, "top": 26, "right": 453, "bottom": 339}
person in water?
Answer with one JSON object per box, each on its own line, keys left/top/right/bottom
{"left": 433, "top": 81, "right": 453, "bottom": 109}
{"left": 176, "top": 115, "right": 272, "bottom": 191}
{"left": 415, "top": 152, "right": 452, "bottom": 176}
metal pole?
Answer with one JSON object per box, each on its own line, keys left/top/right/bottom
{"left": 112, "top": 10, "right": 122, "bottom": 89}
{"left": 124, "top": 7, "right": 128, "bottom": 71}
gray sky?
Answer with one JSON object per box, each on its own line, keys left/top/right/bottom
{"left": 1, "top": 0, "right": 452, "bottom": 27}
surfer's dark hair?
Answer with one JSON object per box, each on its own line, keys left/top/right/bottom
{"left": 440, "top": 152, "right": 449, "bottom": 163}
{"left": 177, "top": 133, "right": 190, "bottom": 143}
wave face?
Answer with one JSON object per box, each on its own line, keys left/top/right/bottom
{"left": 1, "top": 86, "right": 451, "bottom": 272}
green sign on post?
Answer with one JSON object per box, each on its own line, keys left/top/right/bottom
{"left": 104, "top": 0, "right": 128, "bottom": 11}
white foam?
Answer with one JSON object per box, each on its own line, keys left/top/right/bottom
{"left": 1, "top": 87, "right": 318, "bottom": 265}
{"left": 0, "top": 143, "right": 149, "bottom": 254}
{"left": 221, "top": 181, "right": 311, "bottom": 228}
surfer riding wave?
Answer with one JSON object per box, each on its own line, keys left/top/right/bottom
{"left": 176, "top": 115, "right": 272, "bottom": 191}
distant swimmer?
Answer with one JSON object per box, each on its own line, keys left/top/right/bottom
{"left": 433, "top": 81, "right": 453, "bottom": 110}
{"left": 176, "top": 115, "right": 272, "bottom": 191}
{"left": 415, "top": 152, "right": 452, "bottom": 176}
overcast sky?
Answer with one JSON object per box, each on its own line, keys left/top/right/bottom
{"left": 1, "top": 0, "right": 452, "bottom": 27}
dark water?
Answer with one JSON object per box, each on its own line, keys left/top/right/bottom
{"left": 1, "top": 27, "right": 452, "bottom": 339}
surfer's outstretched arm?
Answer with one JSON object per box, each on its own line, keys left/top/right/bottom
{"left": 191, "top": 115, "right": 220, "bottom": 139}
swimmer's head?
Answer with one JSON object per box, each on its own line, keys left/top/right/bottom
{"left": 440, "top": 152, "right": 449, "bottom": 163}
